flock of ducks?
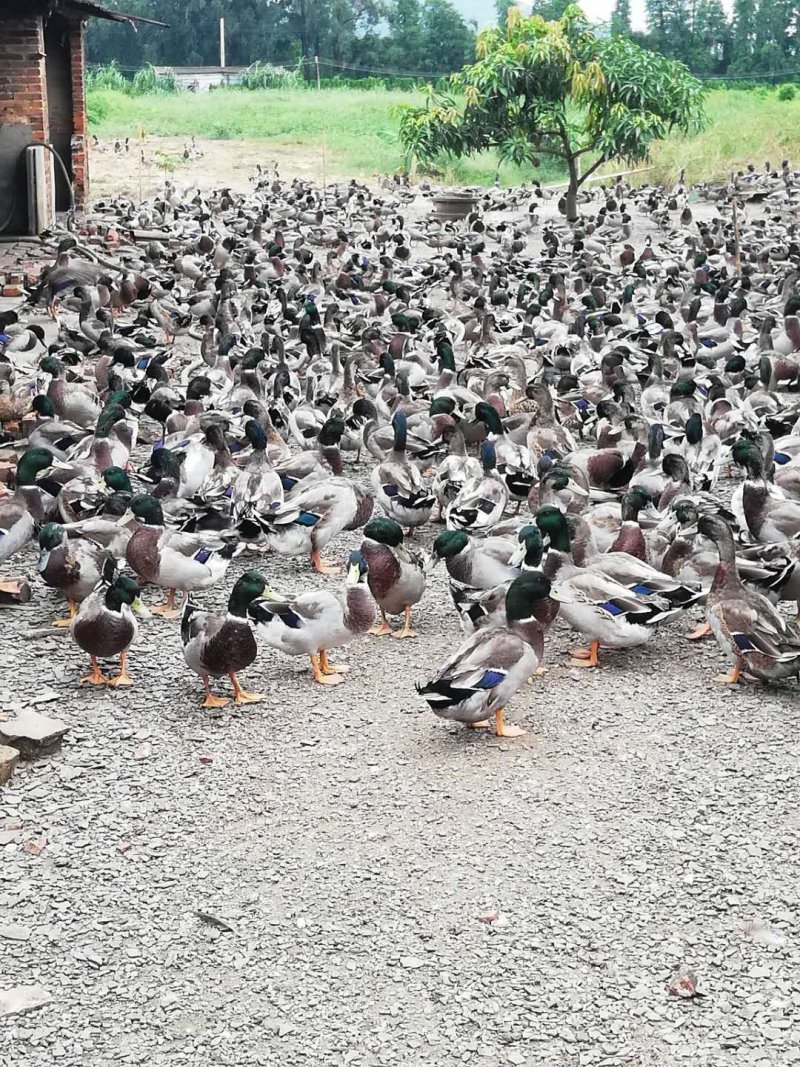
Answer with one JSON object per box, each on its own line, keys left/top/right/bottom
{"left": 1, "top": 161, "right": 799, "bottom": 737}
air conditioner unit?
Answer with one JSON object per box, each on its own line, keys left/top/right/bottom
{"left": 26, "top": 145, "right": 55, "bottom": 235}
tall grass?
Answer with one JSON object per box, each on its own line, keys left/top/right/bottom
{"left": 86, "top": 84, "right": 800, "bottom": 188}
{"left": 647, "top": 89, "right": 800, "bottom": 187}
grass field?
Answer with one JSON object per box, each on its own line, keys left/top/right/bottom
{"left": 87, "top": 85, "right": 800, "bottom": 188}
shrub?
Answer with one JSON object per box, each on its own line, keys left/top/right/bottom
{"left": 777, "top": 83, "right": 796, "bottom": 101}
{"left": 240, "top": 61, "right": 302, "bottom": 90}
{"left": 131, "top": 64, "right": 177, "bottom": 95}
{"left": 87, "top": 60, "right": 127, "bottom": 92}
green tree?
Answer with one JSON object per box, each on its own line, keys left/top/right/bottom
{"left": 610, "top": 0, "right": 632, "bottom": 37}
{"left": 397, "top": 5, "right": 705, "bottom": 220}
{"left": 422, "top": 0, "right": 476, "bottom": 72}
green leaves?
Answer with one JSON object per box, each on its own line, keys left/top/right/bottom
{"left": 397, "top": 2, "right": 706, "bottom": 182}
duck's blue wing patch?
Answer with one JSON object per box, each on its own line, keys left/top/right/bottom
{"left": 600, "top": 600, "right": 624, "bottom": 616}
{"left": 194, "top": 547, "right": 212, "bottom": 564}
{"left": 630, "top": 582, "right": 654, "bottom": 596}
{"left": 732, "top": 631, "right": 756, "bottom": 652}
{"left": 476, "top": 669, "right": 506, "bottom": 689}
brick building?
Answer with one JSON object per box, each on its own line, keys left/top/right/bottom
{"left": 0, "top": 0, "right": 165, "bottom": 234}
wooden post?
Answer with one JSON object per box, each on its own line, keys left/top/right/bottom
{"left": 315, "top": 55, "right": 327, "bottom": 193}
{"left": 219, "top": 18, "right": 226, "bottom": 70}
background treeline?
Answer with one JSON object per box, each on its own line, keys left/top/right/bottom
{"left": 86, "top": 0, "right": 477, "bottom": 78}
{"left": 87, "top": 0, "right": 800, "bottom": 81}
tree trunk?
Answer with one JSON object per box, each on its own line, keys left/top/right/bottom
{"left": 565, "top": 155, "right": 580, "bottom": 223}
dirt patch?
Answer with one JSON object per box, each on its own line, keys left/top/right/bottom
{"left": 89, "top": 136, "right": 350, "bottom": 201}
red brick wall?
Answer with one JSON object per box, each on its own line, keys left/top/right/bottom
{"left": 68, "top": 16, "right": 89, "bottom": 207}
{"left": 0, "top": 12, "right": 90, "bottom": 220}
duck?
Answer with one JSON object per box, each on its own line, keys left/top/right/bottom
{"left": 432, "top": 528, "right": 520, "bottom": 589}
{"left": 231, "top": 419, "right": 284, "bottom": 532}
{"left": 0, "top": 448, "right": 59, "bottom": 564}
{"left": 249, "top": 550, "right": 376, "bottom": 685}
{"left": 71, "top": 564, "right": 147, "bottom": 687}
{"left": 371, "top": 410, "right": 434, "bottom": 531}
{"left": 124, "top": 494, "right": 238, "bottom": 618}
{"left": 36, "top": 522, "right": 107, "bottom": 626}
{"left": 181, "top": 570, "right": 266, "bottom": 707}
{"left": 445, "top": 440, "right": 509, "bottom": 534}
{"left": 473, "top": 401, "right": 536, "bottom": 505}
{"left": 416, "top": 571, "right": 554, "bottom": 737}
{"left": 359, "top": 516, "right": 427, "bottom": 638}
{"left": 536, "top": 505, "right": 685, "bottom": 669}
{"left": 260, "top": 476, "right": 373, "bottom": 575}
{"left": 699, "top": 514, "right": 800, "bottom": 684}
{"left": 448, "top": 525, "right": 556, "bottom": 635}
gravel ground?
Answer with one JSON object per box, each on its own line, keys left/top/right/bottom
{"left": 2, "top": 507, "right": 800, "bottom": 1066}
{"left": 2, "top": 188, "right": 800, "bottom": 1067}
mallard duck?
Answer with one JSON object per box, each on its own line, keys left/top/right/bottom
{"left": 0, "top": 448, "right": 58, "bottom": 564}
{"left": 360, "top": 517, "right": 427, "bottom": 638}
{"left": 249, "top": 550, "right": 375, "bottom": 685}
{"left": 181, "top": 570, "right": 266, "bottom": 707}
{"left": 37, "top": 522, "right": 107, "bottom": 626}
{"left": 261, "top": 477, "right": 373, "bottom": 575}
{"left": 448, "top": 525, "right": 556, "bottom": 634}
{"left": 699, "top": 514, "right": 800, "bottom": 684}
{"left": 445, "top": 441, "right": 509, "bottom": 534}
{"left": 57, "top": 465, "right": 132, "bottom": 525}
{"left": 124, "top": 494, "right": 238, "bottom": 618}
{"left": 416, "top": 571, "right": 554, "bottom": 737}
{"left": 40, "top": 356, "right": 100, "bottom": 429}
{"left": 371, "top": 411, "right": 434, "bottom": 531}
{"left": 732, "top": 440, "right": 800, "bottom": 543}
{"left": 536, "top": 506, "right": 683, "bottom": 668}
{"left": 433, "top": 528, "right": 520, "bottom": 589}
{"left": 473, "top": 401, "right": 536, "bottom": 504}
{"left": 71, "top": 565, "right": 147, "bottom": 686}
{"left": 231, "top": 419, "right": 283, "bottom": 530}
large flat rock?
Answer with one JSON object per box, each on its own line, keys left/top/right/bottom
{"left": 0, "top": 986, "right": 51, "bottom": 1018}
{"left": 0, "top": 708, "right": 68, "bottom": 759}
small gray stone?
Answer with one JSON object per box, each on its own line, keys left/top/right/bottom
{"left": 0, "top": 744, "right": 19, "bottom": 784}
{"left": 0, "top": 923, "right": 31, "bottom": 942}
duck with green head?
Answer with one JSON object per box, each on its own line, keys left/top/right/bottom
{"left": 0, "top": 448, "right": 58, "bottom": 565}
{"left": 182, "top": 570, "right": 266, "bottom": 707}
{"left": 731, "top": 438, "right": 800, "bottom": 543}
{"left": 360, "top": 517, "right": 427, "bottom": 638}
{"left": 433, "top": 528, "right": 519, "bottom": 590}
{"left": 536, "top": 505, "right": 687, "bottom": 668}
{"left": 124, "top": 493, "right": 238, "bottom": 618}
{"left": 71, "top": 562, "right": 148, "bottom": 686}
{"left": 37, "top": 522, "right": 108, "bottom": 626}
{"left": 473, "top": 401, "right": 536, "bottom": 505}
{"left": 417, "top": 571, "right": 554, "bottom": 737}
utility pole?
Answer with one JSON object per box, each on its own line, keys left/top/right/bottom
{"left": 219, "top": 18, "right": 226, "bottom": 69}
{"left": 315, "top": 55, "right": 327, "bottom": 193}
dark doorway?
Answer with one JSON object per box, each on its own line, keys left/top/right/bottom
{"left": 44, "top": 12, "right": 74, "bottom": 212}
